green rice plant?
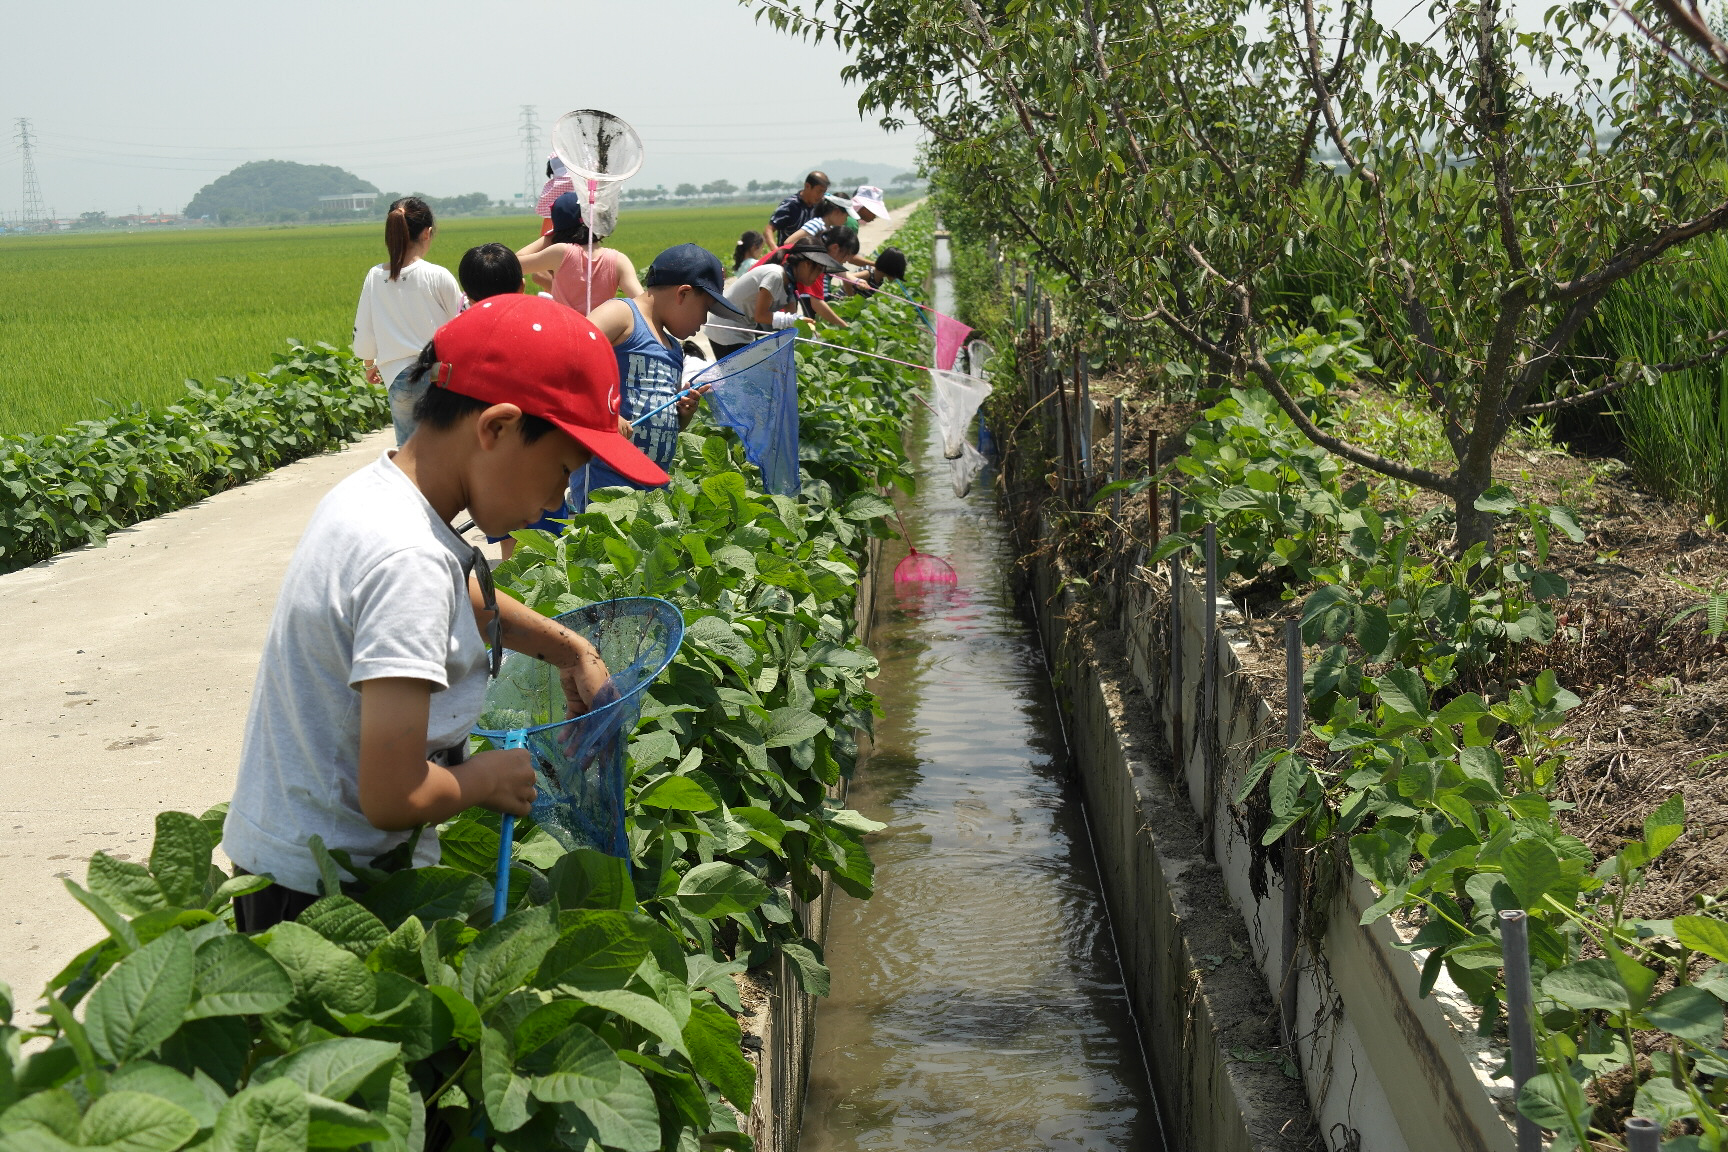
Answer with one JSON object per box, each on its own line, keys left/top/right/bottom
{"left": 0, "top": 206, "right": 772, "bottom": 436}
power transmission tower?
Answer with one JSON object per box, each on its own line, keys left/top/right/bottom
{"left": 519, "top": 105, "right": 541, "bottom": 204}
{"left": 16, "top": 118, "right": 45, "bottom": 226}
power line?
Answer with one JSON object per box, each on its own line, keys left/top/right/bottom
{"left": 17, "top": 118, "right": 44, "bottom": 225}
{"left": 519, "top": 105, "right": 540, "bottom": 204}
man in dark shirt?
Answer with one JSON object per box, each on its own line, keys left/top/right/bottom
{"left": 766, "top": 171, "right": 830, "bottom": 246}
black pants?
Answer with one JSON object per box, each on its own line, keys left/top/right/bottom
{"left": 709, "top": 339, "right": 751, "bottom": 360}
{"left": 232, "top": 869, "right": 319, "bottom": 933}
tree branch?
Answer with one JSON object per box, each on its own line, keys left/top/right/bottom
{"left": 1519, "top": 327, "right": 1728, "bottom": 413}
{"left": 1550, "top": 196, "right": 1728, "bottom": 300}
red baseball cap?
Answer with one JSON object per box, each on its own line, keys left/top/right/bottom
{"left": 430, "top": 293, "right": 668, "bottom": 487}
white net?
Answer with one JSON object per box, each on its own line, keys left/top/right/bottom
{"left": 929, "top": 368, "right": 993, "bottom": 459}
{"left": 551, "top": 109, "right": 644, "bottom": 183}
{"left": 950, "top": 440, "right": 987, "bottom": 498}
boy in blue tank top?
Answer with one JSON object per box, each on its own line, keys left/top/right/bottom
{"left": 502, "top": 245, "right": 744, "bottom": 549}
{"left": 574, "top": 244, "right": 744, "bottom": 508}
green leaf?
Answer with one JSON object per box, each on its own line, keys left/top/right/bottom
{"left": 357, "top": 867, "right": 486, "bottom": 930}
{"left": 332, "top": 972, "right": 446, "bottom": 1063}
{"left": 636, "top": 776, "right": 718, "bottom": 812}
{"left": 682, "top": 1002, "right": 754, "bottom": 1112}
{"left": 0, "top": 1089, "right": 81, "bottom": 1139}
{"left": 89, "top": 853, "right": 169, "bottom": 918}
{"left": 1474, "top": 485, "right": 1518, "bottom": 514}
{"left": 548, "top": 850, "right": 633, "bottom": 912}
{"left": 78, "top": 1091, "right": 200, "bottom": 1152}
{"left": 779, "top": 939, "right": 830, "bottom": 997}
{"left": 1676, "top": 915, "right": 1728, "bottom": 962}
{"left": 683, "top": 615, "right": 756, "bottom": 671}
{"left": 251, "top": 1038, "right": 399, "bottom": 1101}
{"left": 1542, "top": 959, "right": 1630, "bottom": 1012}
{"left": 296, "top": 898, "right": 389, "bottom": 960}
{"left": 1373, "top": 666, "right": 1429, "bottom": 718}
{"left": 527, "top": 1023, "right": 623, "bottom": 1104}
{"left": 107, "top": 1062, "right": 221, "bottom": 1132}
{"left": 564, "top": 989, "right": 686, "bottom": 1054}
{"left": 565, "top": 1064, "right": 661, "bottom": 1152}
{"left": 149, "top": 813, "right": 214, "bottom": 910}
{"left": 260, "top": 922, "right": 375, "bottom": 1022}
{"left": 1518, "top": 1071, "right": 1592, "bottom": 1134}
{"left": 64, "top": 878, "right": 141, "bottom": 953}
{"left": 764, "top": 707, "right": 827, "bottom": 748}
{"left": 1500, "top": 838, "right": 1561, "bottom": 911}
{"left": 1633, "top": 1076, "right": 1696, "bottom": 1127}
{"left": 1642, "top": 985, "right": 1723, "bottom": 1043}
{"left": 460, "top": 906, "right": 559, "bottom": 1014}
{"left": 211, "top": 1078, "right": 309, "bottom": 1152}
{"left": 87, "top": 930, "right": 195, "bottom": 1064}
{"left": 189, "top": 934, "right": 293, "bottom": 1019}
{"left": 304, "top": 1095, "right": 390, "bottom": 1148}
{"left": 158, "top": 1016, "right": 251, "bottom": 1092}
{"left": 536, "top": 912, "right": 652, "bottom": 992}
{"left": 481, "top": 1028, "right": 533, "bottom": 1133}
{"left": 1644, "top": 792, "right": 1686, "bottom": 858}
{"left": 677, "top": 863, "right": 770, "bottom": 918}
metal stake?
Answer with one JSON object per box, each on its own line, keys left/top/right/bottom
{"left": 1624, "top": 1119, "right": 1660, "bottom": 1152}
{"left": 1281, "top": 620, "right": 1302, "bottom": 1050}
{"left": 1148, "top": 433, "right": 1161, "bottom": 556}
{"left": 1112, "top": 396, "right": 1124, "bottom": 523}
{"left": 1499, "top": 909, "right": 1541, "bottom": 1152}
{"left": 1201, "top": 524, "right": 1218, "bottom": 851}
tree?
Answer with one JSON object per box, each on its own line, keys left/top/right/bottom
{"left": 890, "top": 171, "right": 923, "bottom": 188}
{"left": 702, "top": 179, "right": 739, "bottom": 195}
{"left": 184, "top": 160, "right": 377, "bottom": 223}
{"left": 746, "top": 0, "right": 1728, "bottom": 551}
{"left": 675, "top": 183, "right": 700, "bottom": 198}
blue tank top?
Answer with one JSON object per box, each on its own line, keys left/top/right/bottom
{"left": 572, "top": 298, "right": 684, "bottom": 510}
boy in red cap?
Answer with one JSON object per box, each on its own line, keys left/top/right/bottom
{"left": 221, "top": 295, "right": 666, "bottom": 930}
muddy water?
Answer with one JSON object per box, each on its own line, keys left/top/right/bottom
{"left": 797, "top": 239, "right": 1162, "bottom": 1151}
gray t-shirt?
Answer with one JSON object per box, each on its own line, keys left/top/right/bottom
{"left": 223, "top": 452, "right": 489, "bottom": 895}
{"left": 704, "top": 262, "right": 790, "bottom": 346}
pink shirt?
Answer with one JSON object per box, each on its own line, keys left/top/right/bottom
{"left": 550, "top": 245, "right": 626, "bottom": 315}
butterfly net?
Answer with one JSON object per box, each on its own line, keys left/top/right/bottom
{"left": 472, "top": 597, "right": 683, "bottom": 857}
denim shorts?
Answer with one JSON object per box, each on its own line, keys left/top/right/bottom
{"left": 388, "top": 364, "right": 430, "bottom": 447}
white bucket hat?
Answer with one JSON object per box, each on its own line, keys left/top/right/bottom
{"left": 852, "top": 185, "right": 891, "bottom": 221}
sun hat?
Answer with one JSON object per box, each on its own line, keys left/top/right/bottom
{"left": 852, "top": 185, "right": 891, "bottom": 222}
{"left": 823, "top": 193, "right": 858, "bottom": 218}
{"left": 644, "top": 243, "right": 746, "bottom": 316}
{"left": 547, "top": 153, "right": 569, "bottom": 179}
{"left": 787, "top": 236, "right": 844, "bottom": 271}
{"left": 431, "top": 294, "right": 668, "bottom": 486}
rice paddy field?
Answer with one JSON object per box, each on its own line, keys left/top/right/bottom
{"left": 0, "top": 204, "right": 775, "bottom": 435}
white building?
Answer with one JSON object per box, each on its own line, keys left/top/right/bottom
{"left": 318, "top": 192, "right": 379, "bottom": 212}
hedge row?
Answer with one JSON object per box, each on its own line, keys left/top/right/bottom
{"left": 0, "top": 343, "right": 387, "bottom": 574}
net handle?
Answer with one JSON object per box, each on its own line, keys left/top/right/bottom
{"left": 494, "top": 729, "right": 526, "bottom": 923}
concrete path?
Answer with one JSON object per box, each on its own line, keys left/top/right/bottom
{"left": 0, "top": 430, "right": 393, "bottom": 1005}
{"left": 0, "top": 202, "right": 920, "bottom": 1010}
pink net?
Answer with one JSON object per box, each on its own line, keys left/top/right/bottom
{"left": 894, "top": 547, "right": 957, "bottom": 585}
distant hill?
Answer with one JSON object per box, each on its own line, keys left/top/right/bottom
{"left": 804, "top": 159, "right": 918, "bottom": 193}
{"left": 185, "top": 161, "right": 379, "bottom": 223}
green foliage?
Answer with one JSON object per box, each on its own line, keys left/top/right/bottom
{"left": 0, "top": 342, "right": 386, "bottom": 574}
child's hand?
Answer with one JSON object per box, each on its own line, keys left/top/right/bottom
{"left": 558, "top": 642, "right": 612, "bottom": 718}
{"left": 617, "top": 415, "right": 633, "bottom": 436}
{"left": 466, "top": 748, "right": 537, "bottom": 816}
{"left": 675, "top": 385, "right": 710, "bottom": 420}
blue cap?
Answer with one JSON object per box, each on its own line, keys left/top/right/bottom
{"left": 645, "top": 243, "right": 745, "bottom": 317}
{"left": 550, "top": 192, "right": 584, "bottom": 234}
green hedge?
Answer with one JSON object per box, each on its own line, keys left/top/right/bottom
{"left": 0, "top": 207, "right": 936, "bottom": 1152}
{"left": 0, "top": 343, "right": 387, "bottom": 574}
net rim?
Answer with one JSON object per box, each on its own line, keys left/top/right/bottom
{"left": 471, "top": 595, "right": 684, "bottom": 739}
{"left": 550, "top": 108, "right": 645, "bottom": 184}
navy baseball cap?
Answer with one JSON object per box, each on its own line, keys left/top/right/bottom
{"left": 645, "top": 243, "right": 745, "bottom": 317}
{"left": 550, "top": 192, "right": 584, "bottom": 234}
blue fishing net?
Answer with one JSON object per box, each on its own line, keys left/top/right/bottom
{"left": 694, "top": 330, "right": 801, "bottom": 497}
{"left": 472, "top": 597, "right": 684, "bottom": 857}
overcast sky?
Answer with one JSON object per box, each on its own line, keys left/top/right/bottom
{"left": 0, "top": 0, "right": 919, "bottom": 218}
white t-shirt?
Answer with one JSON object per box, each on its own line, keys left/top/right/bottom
{"left": 704, "top": 262, "right": 790, "bottom": 345}
{"left": 223, "top": 452, "right": 489, "bottom": 895}
{"left": 352, "top": 259, "right": 463, "bottom": 389}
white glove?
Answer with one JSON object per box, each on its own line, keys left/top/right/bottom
{"left": 770, "top": 312, "right": 799, "bottom": 331}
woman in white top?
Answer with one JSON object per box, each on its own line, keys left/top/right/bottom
{"left": 352, "top": 197, "right": 463, "bottom": 445}
{"left": 703, "top": 237, "right": 841, "bottom": 358}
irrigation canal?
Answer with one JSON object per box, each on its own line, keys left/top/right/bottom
{"left": 797, "top": 238, "right": 1163, "bottom": 1150}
